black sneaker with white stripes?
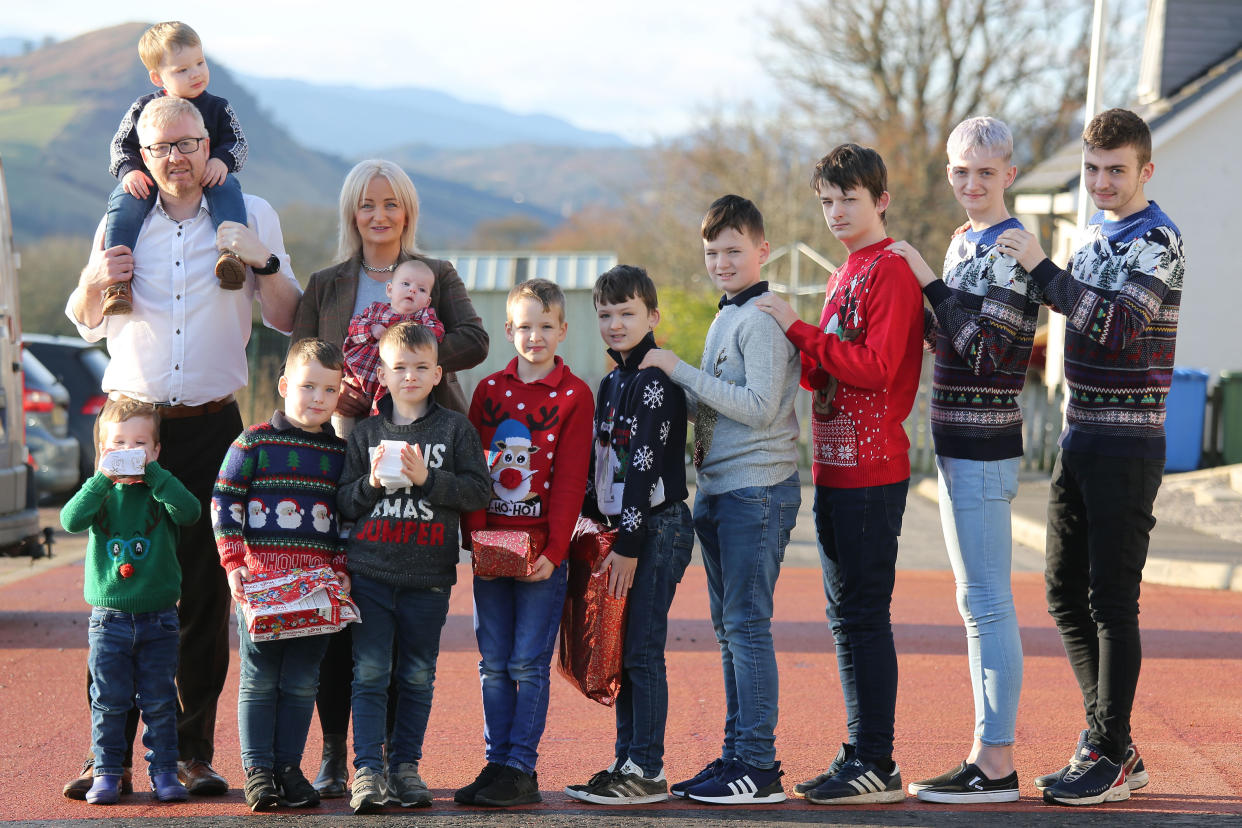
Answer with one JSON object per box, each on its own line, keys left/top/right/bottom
{"left": 804, "top": 758, "right": 904, "bottom": 805}
{"left": 564, "top": 759, "right": 668, "bottom": 805}
{"left": 914, "top": 761, "right": 1019, "bottom": 803}
{"left": 685, "top": 758, "right": 786, "bottom": 805}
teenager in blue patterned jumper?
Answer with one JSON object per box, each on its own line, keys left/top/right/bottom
{"left": 887, "top": 117, "right": 1041, "bottom": 804}
{"left": 999, "top": 108, "right": 1180, "bottom": 807}
{"left": 212, "top": 339, "right": 349, "bottom": 812}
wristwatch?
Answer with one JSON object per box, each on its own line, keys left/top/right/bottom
{"left": 253, "top": 254, "right": 280, "bottom": 275}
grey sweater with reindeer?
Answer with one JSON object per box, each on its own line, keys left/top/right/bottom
{"left": 669, "top": 284, "right": 800, "bottom": 495}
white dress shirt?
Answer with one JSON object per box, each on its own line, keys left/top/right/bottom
{"left": 66, "top": 193, "right": 299, "bottom": 406}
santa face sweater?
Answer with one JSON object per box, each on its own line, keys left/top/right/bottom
{"left": 784, "top": 238, "right": 925, "bottom": 488}
{"left": 1028, "top": 201, "right": 1184, "bottom": 459}
{"left": 585, "top": 332, "right": 689, "bottom": 559}
{"left": 60, "top": 461, "right": 200, "bottom": 614}
{"left": 213, "top": 411, "right": 348, "bottom": 577}
{"left": 465, "top": 356, "right": 594, "bottom": 566}
{"left": 668, "top": 282, "right": 801, "bottom": 495}
{"left": 338, "top": 397, "right": 491, "bottom": 588}
{"left": 922, "top": 217, "right": 1043, "bottom": 460}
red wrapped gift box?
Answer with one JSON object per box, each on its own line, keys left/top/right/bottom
{"left": 557, "top": 516, "right": 627, "bottom": 706}
{"left": 241, "top": 566, "right": 360, "bottom": 642}
{"left": 470, "top": 528, "right": 547, "bottom": 577}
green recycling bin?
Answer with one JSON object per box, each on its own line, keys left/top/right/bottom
{"left": 1222, "top": 371, "right": 1242, "bottom": 465}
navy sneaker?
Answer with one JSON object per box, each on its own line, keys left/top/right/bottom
{"left": 686, "top": 758, "right": 786, "bottom": 804}
{"left": 1042, "top": 741, "right": 1129, "bottom": 806}
{"left": 1035, "top": 732, "right": 1149, "bottom": 793}
{"left": 670, "top": 758, "right": 724, "bottom": 799}
{"left": 794, "top": 742, "right": 855, "bottom": 796}
{"left": 804, "top": 758, "right": 904, "bottom": 805}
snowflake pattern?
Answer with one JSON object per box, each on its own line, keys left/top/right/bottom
{"left": 658, "top": 420, "right": 671, "bottom": 444}
{"left": 620, "top": 506, "right": 643, "bottom": 533}
{"left": 632, "top": 445, "right": 654, "bottom": 472}
{"left": 642, "top": 382, "right": 664, "bottom": 409}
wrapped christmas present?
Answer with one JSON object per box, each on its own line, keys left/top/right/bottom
{"left": 557, "top": 516, "right": 627, "bottom": 706}
{"left": 470, "top": 527, "right": 547, "bottom": 578}
{"left": 241, "top": 565, "right": 360, "bottom": 642}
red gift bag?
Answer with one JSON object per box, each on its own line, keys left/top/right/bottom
{"left": 557, "top": 516, "right": 627, "bottom": 706}
{"left": 470, "top": 528, "right": 547, "bottom": 577}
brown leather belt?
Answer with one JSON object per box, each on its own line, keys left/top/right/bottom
{"left": 156, "top": 394, "right": 236, "bottom": 420}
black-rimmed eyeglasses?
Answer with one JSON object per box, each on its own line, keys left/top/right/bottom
{"left": 142, "top": 137, "right": 206, "bottom": 158}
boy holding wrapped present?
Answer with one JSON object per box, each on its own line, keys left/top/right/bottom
{"left": 336, "top": 322, "right": 491, "bottom": 813}
{"left": 563, "top": 265, "right": 694, "bottom": 805}
{"left": 460, "top": 278, "right": 594, "bottom": 807}
{"left": 212, "top": 338, "right": 350, "bottom": 812}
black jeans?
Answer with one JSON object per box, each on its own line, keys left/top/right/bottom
{"left": 815, "top": 480, "right": 908, "bottom": 765}
{"left": 1044, "top": 449, "right": 1163, "bottom": 762}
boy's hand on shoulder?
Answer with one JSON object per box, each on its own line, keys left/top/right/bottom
{"left": 516, "top": 554, "right": 554, "bottom": 583}
{"left": 638, "top": 348, "right": 680, "bottom": 376}
{"left": 122, "top": 170, "right": 153, "bottom": 199}
{"left": 370, "top": 323, "right": 386, "bottom": 340}
{"left": 753, "top": 291, "right": 799, "bottom": 331}
{"left": 886, "top": 240, "right": 937, "bottom": 287}
{"left": 597, "top": 550, "right": 637, "bottom": 599}
{"left": 996, "top": 228, "right": 1045, "bottom": 271}
{"left": 337, "top": 383, "right": 370, "bottom": 418}
{"left": 402, "top": 444, "right": 428, "bottom": 487}
{"left": 227, "top": 566, "right": 252, "bottom": 602}
{"left": 202, "top": 157, "right": 228, "bottom": 188}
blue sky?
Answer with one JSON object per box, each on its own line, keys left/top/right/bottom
{"left": 4, "top": 1, "right": 788, "bottom": 143}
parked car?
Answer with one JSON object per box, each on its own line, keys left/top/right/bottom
{"left": 0, "top": 153, "right": 42, "bottom": 555}
{"left": 23, "top": 334, "right": 109, "bottom": 484}
{"left": 22, "top": 348, "right": 80, "bottom": 499}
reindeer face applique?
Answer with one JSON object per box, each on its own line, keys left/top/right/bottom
{"left": 107, "top": 536, "right": 151, "bottom": 579}
{"left": 479, "top": 400, "right": 562, "bottom": 518}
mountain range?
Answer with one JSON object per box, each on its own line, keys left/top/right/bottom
{"left": 0, "top": 23, "right": 647, "bottom": 246}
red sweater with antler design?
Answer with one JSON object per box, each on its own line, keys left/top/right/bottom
{"left": 465, "top": 356, "right": 593, "bottom": 566}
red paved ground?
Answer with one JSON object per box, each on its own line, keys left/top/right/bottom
{"left": 1, "top": 562, "right": 1239, "bottom": 819}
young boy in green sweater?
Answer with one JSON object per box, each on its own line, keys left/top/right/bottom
{"left": 60, "top": 398, "right": 201, "bottom": 805}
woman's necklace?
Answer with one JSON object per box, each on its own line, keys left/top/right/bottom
{"left": 361, "top": 260, "right": 398, "bottom": 273}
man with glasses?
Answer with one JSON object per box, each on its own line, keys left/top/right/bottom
{"left": 64, "top": 95, "right": 302, "bottom": 797}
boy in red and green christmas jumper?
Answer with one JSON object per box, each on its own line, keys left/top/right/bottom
{"left": 61, "top": 398, "right": 201, "bottom": 805}
{"left": 211, "top": 339, "right": 349, "bottom": 811}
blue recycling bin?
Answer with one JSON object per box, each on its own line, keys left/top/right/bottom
{"left": 1164, "top": 367, "right": 1209, "bottom": 472}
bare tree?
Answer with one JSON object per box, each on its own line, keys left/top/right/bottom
{"left": 768, "top": 0, "right": 1097, "bottom": 267}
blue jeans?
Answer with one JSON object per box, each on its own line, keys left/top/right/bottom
{"left": 87, "top": 606, "right": 180, "bottom": 777}
{"left": 236, "top": 608, "right": 331, "bottom": 770}
{"left": 614, "top": 503, "right": 695, "bottom": 777}
{"left": 473, "top": 561, "right": 569, "bottom": 775}
{"left": 815, "top": 479, "right": 908, "bottom": 764}
{"left": 350, "top": 574, "right": 451, "bottom": 771}
{"left": 694, "top": 473, "right": 800, "bottom": 769}
{"left": 936, "top": 455, "right": 1023, "bottom": 746}
{"left": 104, "top": 173, "right": 247, "bottom": 251}
{"left": 1045, "top": 449, "right": 1163, "bottom": 762}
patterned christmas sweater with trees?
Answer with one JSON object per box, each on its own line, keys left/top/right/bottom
{"left": 784, "top": 238, "right": 925, "bottom": 489}
{"left": 212, "top": 411, "right": 348, "bottom": 577}
{"left": 465, "top": 356, "right": 593, "bottom": 567}
{"left": 1027, "top": 201, "right": 1184, "bottom": 459}
{"left": 923, "top": 217, "right": 1043, "bottom": 460}
{"left": 584, "top": 332, "right": 688, "bottom": 559}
